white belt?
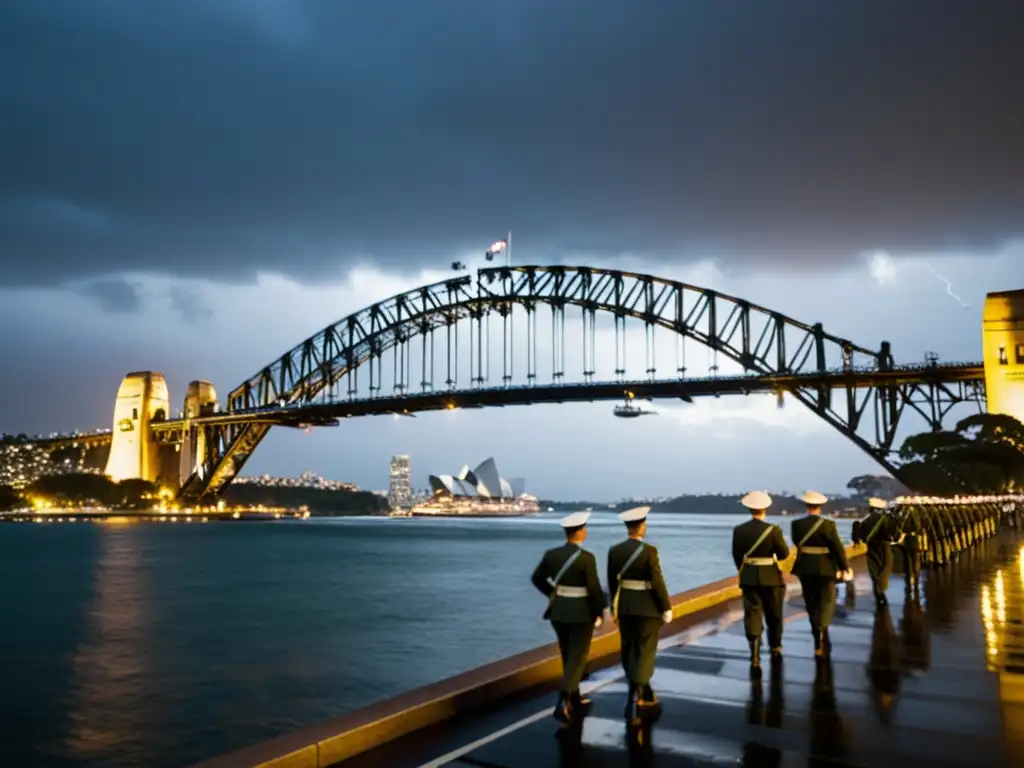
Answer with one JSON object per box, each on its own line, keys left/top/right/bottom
{"left": 555, "top": 585, "right": 588, "bottom": 598}
{"left": 743, "top": 557, "right": 776, "bottom": 566}
{"left": 620, "top": 579, "right": 651, "bottom": 591}
{"left": 799, "top": 546, "right": 829, "bottom": 555}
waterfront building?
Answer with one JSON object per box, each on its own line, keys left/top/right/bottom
{"left": 234, "top": 471, "right": 358, "bottom": 492}
{"left": 0, "top": 440, "right": 99, "bottom": 488}
{"left": 388, "top": 455, "right": 412, "bottom": 511}
{"left": 418, "top": 458, "right": 539, "bottom": 516}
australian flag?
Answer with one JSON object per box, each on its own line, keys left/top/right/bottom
{"left": 484, "top": 238, "right": 508, "bottom": 261}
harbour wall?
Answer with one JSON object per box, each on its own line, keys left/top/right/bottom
{"left": 192, "top": 542, "right": 866, "bottom": 768}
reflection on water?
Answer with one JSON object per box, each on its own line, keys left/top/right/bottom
{"left": 64, "top": 527, "right": 150, "bottom": 763}
{"left": 866, "top": 606, "right": 900, "bottom": 724}
{"left": 743, "top": 674, "right": 785, "bottom": 767}
{"left": 899, "top": 596, "right": 930, "bottom": 673}
{"left": 980, "top": 544, "right": 1024, "bottom": 671}
{"left": 808, "top": 660, "right": 844, "bottom": 765}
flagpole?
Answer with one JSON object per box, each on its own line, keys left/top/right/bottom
{"left": 506, "top": 230, "right": 512, "bottom": 268}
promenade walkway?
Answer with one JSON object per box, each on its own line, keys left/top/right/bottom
{"left": 338, "top": 532, "right": 1024, "bottom": 768}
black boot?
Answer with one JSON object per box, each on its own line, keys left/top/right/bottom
{"left": 637, "top": 684, "right": 662, "bottom": 719}
{"left": 553, "top": 691, "right": 571, "bottom": 723}
{"left": 638, "top": 684, "right": 659, "bottom": 707}
{"left": 748, "top": 637, "right": 762, "bottom": 678}
{"left": 623, "top": 684, "right": 638, "bottom": 720}
{"left": 770, "top": 646, "right": 783, "bottom": 667}
{"left": 570, "top": 690, "right": 592, "bottom": 715}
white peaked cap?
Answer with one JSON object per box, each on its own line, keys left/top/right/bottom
{"left": 868, "top": 497, "right": 887, "bottom": 509}
{"left": 741, "top": 490, "right": 772, "bottom": 510}
{"left": 799, "top": 490, "right": 828, "bottom": 505}
{"left": 561, "top": 511, "right": 591, "bottom": 529}
{"left": 619, "top": 505, "right": 650, "bottom": 523}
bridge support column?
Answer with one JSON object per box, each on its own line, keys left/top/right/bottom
{"left": 178, "top": 381, "right": 218, "bottom": 489}
{"left": 983, "top": 290, "right": 1024, "bottom": 423}
{"left": 104, "top": 371, "right": 171, "bottom": 483}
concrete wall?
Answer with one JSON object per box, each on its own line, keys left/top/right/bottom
{"left": 191, "top": 543, "right": 866, "bottom": 768}
{"left": 984, "top": 290, "right": 1024, "bottom": 423}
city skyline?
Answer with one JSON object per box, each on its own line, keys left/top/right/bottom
{"left": 1, "top": 2, "right": 1022, "bottom": 499}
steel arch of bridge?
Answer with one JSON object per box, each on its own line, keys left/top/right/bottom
{"left": 178, "top": 265, "right": 984, "bottom": 503}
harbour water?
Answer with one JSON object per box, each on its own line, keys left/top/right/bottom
{"left": 1, "top": 512, "right": 855, "bottom": 767}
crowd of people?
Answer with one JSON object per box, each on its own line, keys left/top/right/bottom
{"left": 530, "top": 491, "right": 1022, "bottom": 727}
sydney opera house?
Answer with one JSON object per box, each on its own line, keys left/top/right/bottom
{"left": 413, "top": 458, "right": 540, "bottom": 517}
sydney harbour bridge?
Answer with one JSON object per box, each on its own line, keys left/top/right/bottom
{"left": 25, "top": 265, "right": 1012, "bottom": 505}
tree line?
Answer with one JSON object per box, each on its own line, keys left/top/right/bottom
{"left": 0, "top": 473, "right": 161, "bottom": 511}
{"left": 0, "top": 472, "right": 389, "bottom": 515}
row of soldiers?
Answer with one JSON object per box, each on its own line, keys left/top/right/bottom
{"left": 734, "top": 491, "right": 1010, "bottom": 677}
{"left": 531, "top": 492, "right": 1019, "bottom": 725}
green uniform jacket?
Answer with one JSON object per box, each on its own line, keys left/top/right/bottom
{"left": 531, "top": 544, "right": 607, "bottom": 623}
{"left": 606, "top": 539, "right": 672, "bottom": 618}
{"left": 732, "top": 518, "right": 790, "bottom": 587}
{"left": 854, "top": 512, "right": 899, "bottom": 549}
{"left": 790, "top": 514, "right": 849, "bottom": 577}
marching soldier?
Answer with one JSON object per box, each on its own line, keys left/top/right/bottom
{"left": 608, "top": 506, "right": 673, "bottom": 720}
{"left": 791, "top": 491, "right": 851, "bottom": 657}
{"left": 898, "top": 503, "right": 924, "bottom": 598}
{"left": 531, "top": 511, "right": 607, "bottom": 724}
{"left": 732, "top": 490, "right": 790, "bottom": 677}
{"left": 853, "top": 497, "right": 899, "bottom": 606}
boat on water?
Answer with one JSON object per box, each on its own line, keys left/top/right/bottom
{"left": 387, "top": 509, "right": 413, "bottom": 518}
{"left": 411, "top": 494, "right": 541, "bottom": 518}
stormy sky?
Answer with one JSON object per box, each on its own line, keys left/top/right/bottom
{"left": 1, "top": 1, "right": 1021, "bottom": 499}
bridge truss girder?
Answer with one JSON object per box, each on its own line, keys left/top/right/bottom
{"left": 177, "top": 266, "right": 981, "bottom": 503}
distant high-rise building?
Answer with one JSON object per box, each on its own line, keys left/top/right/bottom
{"left": 388, "top": 455, "right": 412, "bottom": 510}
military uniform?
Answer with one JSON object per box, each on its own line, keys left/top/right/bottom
{"left": 608, "top": 506, "right": 673, "bottom": 719}
{"left": 790, "top": 491, "right": 850, "bottom": 656}
{"left": 732, "top": 490, "right": 790, "bottom": 676}
{"left": 531, "top": 511, "right": 607, "bottom": 723}
{"left": 899, "top": 509, "right": 924, "bottom": 597}
{"left": 853, "top": 497, "right": 899, "bottom": 606}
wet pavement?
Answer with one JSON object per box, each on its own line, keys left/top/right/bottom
{"left": 340, "top": 533, "right": 1024, "bottom": 767}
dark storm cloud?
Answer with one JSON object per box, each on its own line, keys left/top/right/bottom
{"left": 167, "top": 286, "right": 214, "bottom": 323}
{"left": 74, "top": 278, "right": 142, "bottom": 313}
{"left": 2, "top": 0, "right": 1022, "bottom": 287}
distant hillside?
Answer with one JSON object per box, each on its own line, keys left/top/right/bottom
{"left": 539, "top": 493, "right": 863, "bottom": 515}
{"left": 651, "top": 493, "right": 859, "bottom": 515}
{"left": 221, "top": 485, "right": 388, "bottom": 516}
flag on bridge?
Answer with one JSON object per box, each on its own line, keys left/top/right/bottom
{"left": 484, "top": 238, "right": 508, "bottom": 261}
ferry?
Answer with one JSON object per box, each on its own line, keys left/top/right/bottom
{"left": 410, "top": 494, "right": 541, "bottom": 518}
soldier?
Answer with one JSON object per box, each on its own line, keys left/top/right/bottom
{"left": 897, "top": 502, "right": 924, "bottom": 598}
{"left": 531, "top": 511, "right": 607, "bottom": 723}
{"left": 853, "top": 497, "right": 899, "bottom": 606}
{"left": 791, "top": 491, "right": 851, "bottom": 657}
{"left": 732, "top": 490, "right": 790, "bottom": 677}
{"left": 608, "top": 506, "right": 673, "bottom": 720}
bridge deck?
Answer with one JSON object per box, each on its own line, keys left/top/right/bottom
{"left": 338, "top": 533, "right": 1024, "bottom": 768}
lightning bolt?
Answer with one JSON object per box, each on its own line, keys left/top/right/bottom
{"left": 922, "top": 264, "right": 969, "bottom": 308}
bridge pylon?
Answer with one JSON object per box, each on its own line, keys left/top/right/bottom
{"left": 104, "top": 371, "right": 171, "bottom": 483}
{"left": 178, "top": 381, "right": 218, "bottom": 490}
{"left": 983, "top": 290, "right": 1024, "bottom": 423}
